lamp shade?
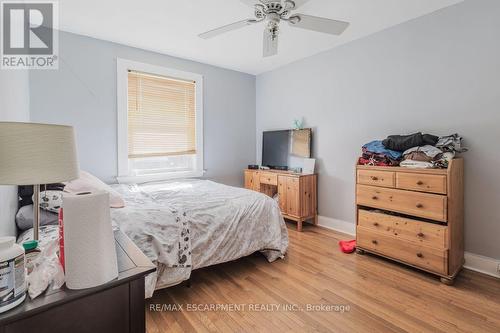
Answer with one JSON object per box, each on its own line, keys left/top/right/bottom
{"left": 0, "top": 122, "right": 79, "bottom": 185}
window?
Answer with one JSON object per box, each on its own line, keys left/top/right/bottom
{"left": 117, "top": 59, "right": 203, "bottom": 183}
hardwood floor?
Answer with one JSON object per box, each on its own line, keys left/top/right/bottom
{"left": 146, "top": 222, "right": 500, "bottom": 333}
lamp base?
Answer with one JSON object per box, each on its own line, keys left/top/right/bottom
{"left": 33, "top": 184, "right": 40, "bottom": 241}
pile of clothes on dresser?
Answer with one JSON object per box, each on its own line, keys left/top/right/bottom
{"left": 358, "top": 132, "right": 467, "bottom": 169}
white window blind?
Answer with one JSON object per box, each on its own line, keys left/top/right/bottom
{"left": 127, "top": 70, "right": 196, "bottom": 159}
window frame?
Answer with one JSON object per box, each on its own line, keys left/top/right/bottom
{"left": 116, "top": 58, "right": 204, "bottom": 184}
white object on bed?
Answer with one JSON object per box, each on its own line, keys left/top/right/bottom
{"left": 64, "top": 171, "right": 125, "bottom": 208}
{"left": 36, "top": 190, "right": 63, "bottom": 213}
{"left": 110, "top": 179, "right": 289, "bottom": 297}
{"left": 16, "top": 205, "right": 58, "bottom": 231}
{"left": 63, "top": 191, "right": 118, "bottom": 289}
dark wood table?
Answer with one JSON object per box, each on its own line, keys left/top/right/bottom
{"left": 0, "top": 230, "right": 156, "bottom": 333}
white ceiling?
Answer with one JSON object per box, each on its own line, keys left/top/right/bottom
{"left": 58, "top": 0, "right": 463, "bottom": 75}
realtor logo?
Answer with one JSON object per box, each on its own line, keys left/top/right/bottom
{"left": 1, "top": 1, "right": 58, "bottom": 69}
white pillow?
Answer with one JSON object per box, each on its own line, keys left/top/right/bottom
{"left": 36, "top": 190, "right": 63, "bottom": 213}
{"left": 64, "top": 171, "right": 125, "bottom": 208}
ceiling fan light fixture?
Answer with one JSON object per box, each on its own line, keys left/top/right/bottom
{"left": 266, "top": 23, "right": 280, "bottom": 40}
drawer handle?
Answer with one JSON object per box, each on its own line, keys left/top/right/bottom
{"left": 416, "top": 252, "right": 423, "bottom": 258}
{"left": 371, "top": 240, "right": 378, "bottom": 245}
{"left": 417, "top": 232, "right": 425, "bottom": 238}
{"left": 416, "top": 203, "right": 424, "bottom": 208}
{"left": 416, "top": 180, "right": 424, "bottom": 185}
{"left": 373, "top": 222, "right": 379, "bottom": 227}
{"left": 372, "top": 196, "right": 378, "bottom": 200}
{"left": 371, "top": 176, "right": 379, "bottom": 181}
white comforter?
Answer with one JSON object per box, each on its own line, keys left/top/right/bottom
{"left": 110, "top": 179, "right": 288, "bottom": 297}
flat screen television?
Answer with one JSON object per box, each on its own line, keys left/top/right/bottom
{"left": 262, "top": 128, "right": 312, "bottom": 170}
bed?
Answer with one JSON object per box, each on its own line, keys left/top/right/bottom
{"left": 110, "top": 179, "right": 288, "bottom": 296}
{"left": 20, "top": 179, "right": 289, "bottom": 297}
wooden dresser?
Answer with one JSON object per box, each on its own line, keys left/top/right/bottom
{"left": 355, "top": 158, "right": 464, "bottom": 284}
{"left": 244, "top": 169, "right": 317, "bottom": 231}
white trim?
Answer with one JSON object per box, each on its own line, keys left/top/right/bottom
{"left": 317, "top": 216, "right": 356, "bottom": 236}
{"left": 116, "top": 59, "right": 129, "bottom": 177}
{"left": 116, "top": 58, "right": 204, "bottom": 183}
{"left": 464, "top": 252, "right": 500, "bottom": 278}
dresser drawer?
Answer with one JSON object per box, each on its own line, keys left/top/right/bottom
{"left": 356, "top": 185, "right": 447, "bottom": 222}
{"left": 396, "top": 172, "right": 447, "bottom": 194}
{"left": 260, "top": 172, "right": 278, "bottom": 186}
{"left": 358, "top": 209, "right": 448, "bottom": 249}
{"left": 357, "top": 227, "right": 448, "bottom": 275}
{"left": 357, "top": 169, "right": 395, "bottom": 188}
{"left": 285, "top": 177, "right": 300, "bottom": 216}
{"left": 244, "top": 170, "right": 260, "bottom": 191}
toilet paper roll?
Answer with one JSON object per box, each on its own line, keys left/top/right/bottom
{"left": 63, "top": 191, "right": 118, "bottom": 289}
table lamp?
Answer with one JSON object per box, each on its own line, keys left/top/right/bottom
{"left": 0, "top": 122, "right": 79, "bottom": 240}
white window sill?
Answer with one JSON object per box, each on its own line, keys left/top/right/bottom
{"left": 117, "top": 170, "right": 204, "bottom": 184}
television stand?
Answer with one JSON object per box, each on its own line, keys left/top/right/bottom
{"left": 244, "top": 169, "right": 318, "bottom": 231}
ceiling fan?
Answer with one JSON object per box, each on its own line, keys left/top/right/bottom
{"left": 199, "top": 0, "right": 350, "bottom": 57}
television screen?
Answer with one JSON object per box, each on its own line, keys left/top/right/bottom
{"left": 262, "top": 129, "right": 311, "bottom": 169}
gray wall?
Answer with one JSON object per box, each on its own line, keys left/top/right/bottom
{"left": 0, "top": 70, "right": 30, "bottom": 236}
{"left": 256, "top": 0, "right": 500, "bottom": 258}
{"left": 30, "top": 31, "right": 256, "bottom": 186}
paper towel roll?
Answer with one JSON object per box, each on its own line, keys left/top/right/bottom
{"left": 63, "top": 191, "right": 118, "bottom": 289}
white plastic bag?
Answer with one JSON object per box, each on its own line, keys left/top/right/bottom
{"left": 27, "top": 239, "right": 65, "bottom": 299}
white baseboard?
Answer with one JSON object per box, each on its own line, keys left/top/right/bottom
{"left": 464, "top": 252, "right": 500, "bottom": 278}
{"left": 317, "top": 216, "right": 499, "bottom": 279}
{"left": 317, "top": 216, "right": 355, "bottom": 236}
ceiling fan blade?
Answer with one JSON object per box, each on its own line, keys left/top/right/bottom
{"left": 263, "top": 29, "right": 278, "bottom": 57}
{"left": 199, "top": 19, "right": 255, "bottom": 39}
{"left": 240, "top": 0, "right": 267, "bottom": 7}
{"left": 289, "top": 14, "right": 349, "bottom": 35}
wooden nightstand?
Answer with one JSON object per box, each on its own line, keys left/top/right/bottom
{"left": 0, "top": 230, "right": 156, "bottom": 333}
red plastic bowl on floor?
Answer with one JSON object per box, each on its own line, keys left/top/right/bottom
{"left": 339, "top": 240, "right": 356, "bottom": 253}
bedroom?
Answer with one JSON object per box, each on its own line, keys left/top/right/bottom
{"left": 0, "top": 0, "right": 499, "bottom": 332}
